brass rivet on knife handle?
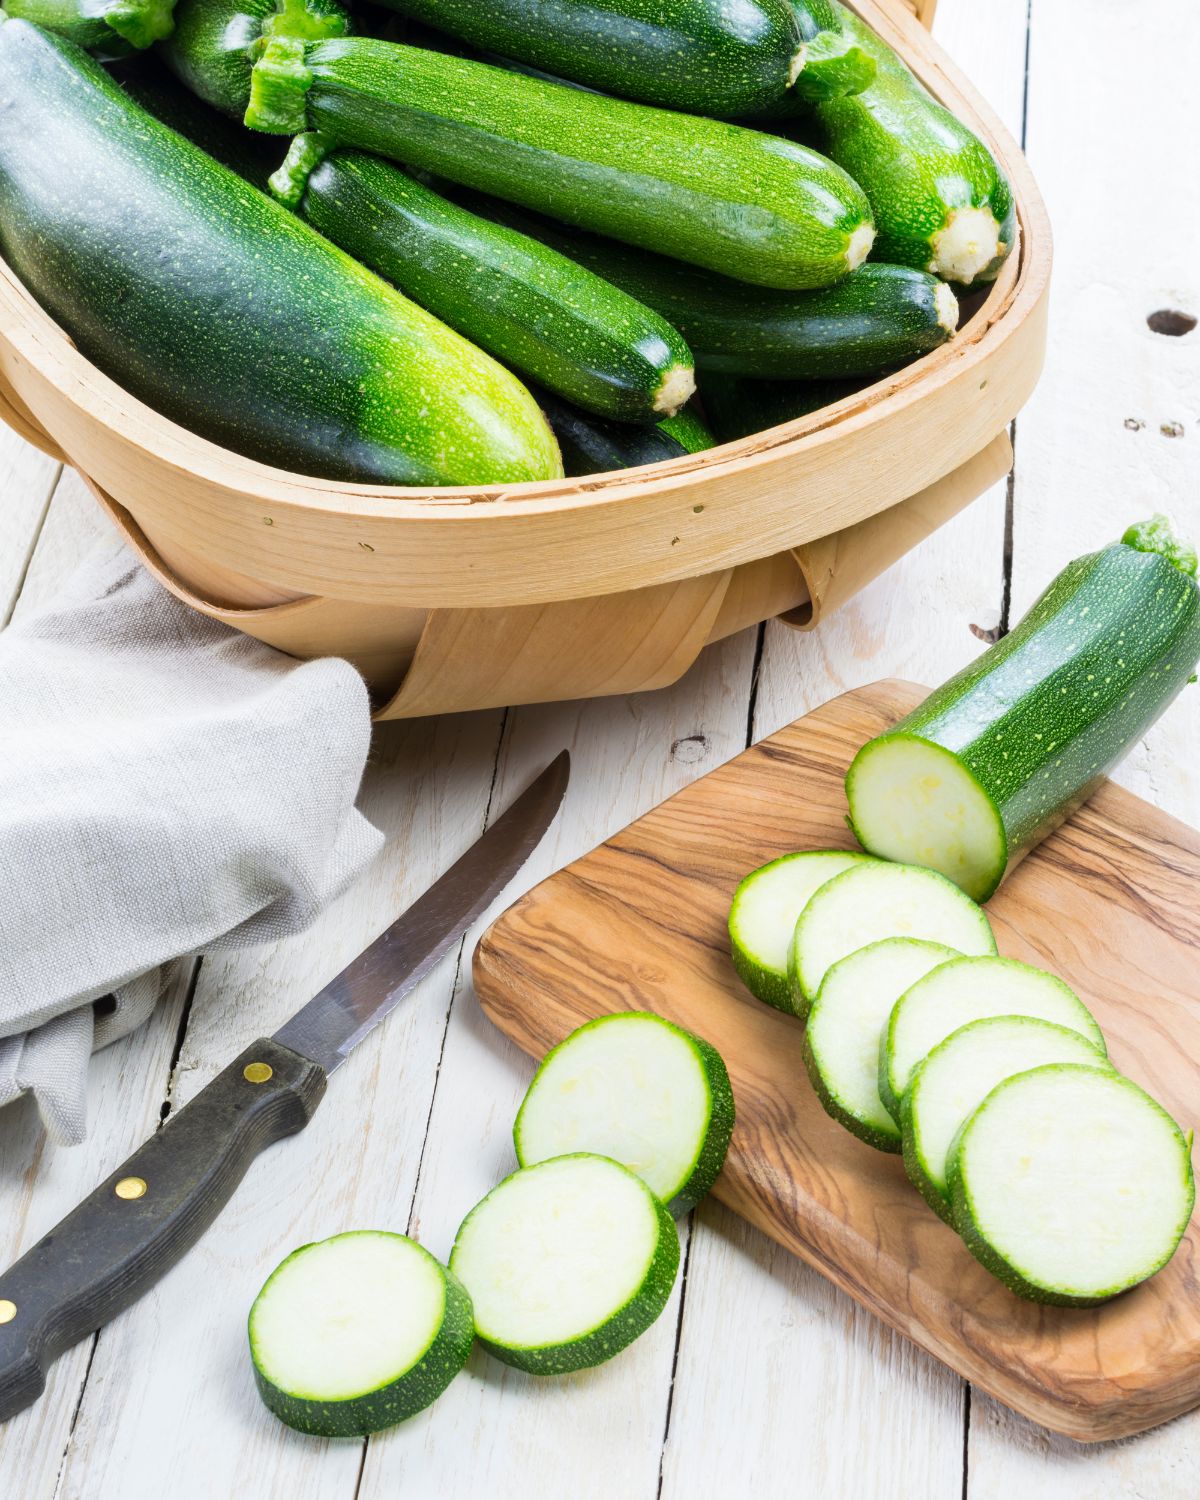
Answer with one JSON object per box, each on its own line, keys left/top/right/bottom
{"left": 114, "top": 1177, "right": 147, "bottom": 1201}
{"left": 243, "top": 1062, "right": 274, "bottom": 1084}
{"left": 0, "top": 1300, "right": 15, "bottom": 1324}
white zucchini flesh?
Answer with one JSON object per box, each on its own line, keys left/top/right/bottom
{"left": 802, "top": 937, "right": 959, "bottom": 1152}
{"left": 880, "top": 955, "right": 1105, "bottom": 1123}
{"left": 449, "top": 1154, "right": 680, "bottom": 1374}
{"left": 513, "top": 1012, "right": 734, "bottom": 1214}
{"left": 950, "top": 1064, "right": 1195, "bottom": 1305}
{"left": 728, "top": 849, "right": 874, "bottom": 1011}
{"left": 846, "top": 734, "right": 1006, "bottom": 902}
{"left": 788, "top": 859, "right": 995, "bottom": 1010}
{"left": 901, "top": 1016, "right": 1110, "bottom": 1217}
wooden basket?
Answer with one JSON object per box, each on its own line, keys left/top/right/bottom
{"left": 0, "top": 0, "right": 1048, "bottom": 718}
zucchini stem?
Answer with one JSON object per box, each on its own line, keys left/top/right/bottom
{"left": 652, "top": 362, "right": 698, "bottom": 417}
{"left": 247, "top": 34, "right": 313, "bottom": 134}
{"left": 1122, "top": 515, "right": 1199, "bottom": 579}
{"left": 105, "top": 0, "right": 177, "bottom": 48}
{"left": 269, "top": 130, "right": 333, "bottom": 208}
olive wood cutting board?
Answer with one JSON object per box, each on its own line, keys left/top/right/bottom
{"left": 474, "top": 681, "right": 1200, "bottom": 1443}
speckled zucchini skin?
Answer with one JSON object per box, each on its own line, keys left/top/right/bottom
{"left": 0, "top": 23, "right": 561, "bottom": 485}
{"left": 283, "top": 147, "right": 695, "bottom": 422}
{"left": 5, "top": 0, "right": 176, "bottom": 54}
{"left": 849, "top": 532, "right": 1200, "bottom": 898}
{"left": 250, "top": 1237, "right": 475, "bottom": 1435}
{"left": 805, "top": 3, "right": 1014, "bottom": 284}
{"left": 241, "top": 34, "right": 873, "bottom": 289}
{"left": 367, "top": 0, "right": 804, "bottom": 116}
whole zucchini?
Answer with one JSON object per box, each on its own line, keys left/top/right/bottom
{"left": 366, "top": 0, "right": 806, "bottom": 117}
{"left": 806, "top": 3, "right": 1015, "bottom": 286}
{"left": 470, "top": 205, "right": 958, "bottom": 379}
{"left": 270, "top": 139, "right": 696, "bottom": 422}
{"left": 161, "top": 0, "right": 875, "bottom": 290}
{"left": 0, "top": 22, "right": 560, "bottom": 485}
{"left": 846, "top": 517, "right": 1200, "bottom": 900}
{"left": 4, "top": 0, "right": 176, "bottom": 54}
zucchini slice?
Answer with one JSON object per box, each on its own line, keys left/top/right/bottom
{"left": 788, "top": 860, "right": 995, "bottom": 1010}
{"left": 802, "top": 937, "right": 959, "bottom": 1152}
{"left": 450, "top": 1155, "right": 680, "bottom": 1374}
{"left": 728, "top": 849, "right": 876, "bottom": 1012}
{"left": 514, "top": 1013, "right": 734, "bottom": 1215}
{"left": 949, "top": 1065, "right": 1195, "bottom": 1305}
{"left": 880, "top": 956, "right": 1105, "bottom": 1124}
{"left": 900, "top": 1015, "right": 1110, "bottom": 1219}
{"left": 845, "top": 517, "right": 1200, "bottom": 901}
{"left": 248, "top": 1232, "right": 474, "bottom": 1435}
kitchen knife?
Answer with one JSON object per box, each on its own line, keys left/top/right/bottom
{"left": 0, "top": 751, "right": 569, "bottom": 1423}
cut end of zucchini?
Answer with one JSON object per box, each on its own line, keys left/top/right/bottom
{"left": 788, "top": 43, "right": 808, "bottom": 87}
{"left": 930, "top": 205, "right": 1002, "bottom": 287}
{"left": 950, "top": 1065, "right": 1196, "bottom": 1305}
{"left": 846, "top": 733, "right": 1008, "bottom": 903}
{"left": 845, "top": 221, "right": 875, "bottom": 273}
{"left": 653, "top": 361, "right": 698, "bottom": 418}
{"left": 934, "top": 280, "right": 960, "bottom": 336}
{"left": 246, "top": 35, "right": 314, "bottom": 135}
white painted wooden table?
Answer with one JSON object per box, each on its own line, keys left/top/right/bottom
{"left": 2, "top": 2, "right": 1198, "bottom": 1493}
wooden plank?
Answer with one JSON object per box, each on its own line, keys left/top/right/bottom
{"left": 0, "top": 426, "right": 59, "bottom": 625}
{"left": 358, "top": 633, "right": 759, "bottom": 1500}
{"left": 968, "top": 0, "right": 1200, "bottom": 1484}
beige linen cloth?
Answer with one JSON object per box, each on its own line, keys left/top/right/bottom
{"left": 0, "top": 539, "right": 383, "bottom": 1144}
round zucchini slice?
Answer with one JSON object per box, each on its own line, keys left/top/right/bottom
{"left": 802, "top": 937, "right": 959, "bottom": 1152}
{"left": 949, "top": 1064, "right": 1195, "bottom": 1305}
{"left": 900, "top": 1015, "right": 1110, "bottom": 1219}
{"left": 248, "top": 1231, "right": 474, "bottom": 1435}
{"left": 880, "top": 955, "right": 1105, "bottom": 1124}
{"left": 514, "top": 1012, "right": 734, "bottom": 1215}
{"left": 450, "top": 1154, "right": 680, "bottom": 1374}
{"left": 788, "top": 859, "right": 995, "bottom": 1011}
{"left": 728, "top": 849, "right": 876, "bottom": 1013}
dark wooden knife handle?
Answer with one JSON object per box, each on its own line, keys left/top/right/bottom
{"left": 0, "top": 1037, "right": 326, "bottom": 1422}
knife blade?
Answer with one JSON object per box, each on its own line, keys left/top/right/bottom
{"left": 0, "top": 751, "right": 569, "bottom": 1423}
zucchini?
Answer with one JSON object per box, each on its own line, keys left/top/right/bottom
{"left": 4, "top": 0, "right": 176, "bottom": 54}
{"left": 469, "top": 207, "right": 958, "bottom": 379}
{"left": 449, "top": 1154, "right": 680, "bottom": 1374}
{"left": 788, "top": 859, "right": 996, "bottom": 1011}
{"left": 752, "top": 0, "right": 874, "bottom": 108}
{"left": 199, "top": 14, "right": 877, "bottom": 288}
{"left": 537, "top": 391, "right": 713, "bottom": 477}
{"left": 805, "top": 3, "right": 1015, "bottom": 285}
{"left": 269, "top": 140, "right": 695, "bottom": 422}
{"left": 728, "top": 849, "right": 876, "bottom": 1012}
{"left": 802, "top": 937, "right": 959, "bottom": 1152}
{"left": 846, "top": 516, "right": 1200, "bottom": 901}
{"left": 513, "top": 1012, "right": 735, "bottom": 1215}
{"left": 0, "top": 22, "right": 561, "bottom": 486}
{"left": 901, "top": 1015, "right": 1110, "bottom": 1220}
{"left": 365, "top": 0, "right": 807, "bottom": 117}
{"left": 659, "top": 405, "right": 716, "bottom": 454}
{"left": 880, "top": 955, "right": 1105, "bottom": 1125}
{"left": 248, "top": 1231, "right": 474, "bottom": 1435}
{"left": 702, "top": 374, "right": 864, "bottom": 442}
{"left": 948, "top": 1065, "right": 1195, "bottom": 1305}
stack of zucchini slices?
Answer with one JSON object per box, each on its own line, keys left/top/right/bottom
{"left": 248, "top": 1012, "right": 734, "bottom": 1435}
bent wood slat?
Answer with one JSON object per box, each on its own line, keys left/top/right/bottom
{"left": 474, "top": 681, "right": 1200, "bottom": 1443}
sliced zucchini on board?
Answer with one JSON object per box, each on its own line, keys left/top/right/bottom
{"left": 248, "top": 1232, "right": 474, "bottom": 1436}
{"left": 900, "top": 1016, "right": 1110, "bottom": 1219}
{"left": 728, "top": 849, "right": 876, "bottom": 1012}
{"left": 949, "top": 1065, "right": 1195, "bottom": 1306}
{"left": 802, "top": 937, "right": 959, "bottom": 1152}
{"left": 788, "top": 860, "right": 995, "bottom": 1012}
{"left": 514, "top": 1013, "right": 734, "bottom": 1215}
{"left": 880, "top": 956, "right": 1105, "bottom": 1124}
{"left": 450, "top": 1155, "right": 680, "bottom": 1374}
{"left": 845, "top": 517, "right": 1200, "bottom": 901}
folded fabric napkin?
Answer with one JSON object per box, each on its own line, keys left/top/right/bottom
{"left": 0, "top": 539, "right": 383, "bottom": 1145}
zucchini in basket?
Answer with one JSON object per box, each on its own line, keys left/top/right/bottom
{"left": 846, "top": 517, "right": 1200, "bottom": 901}
{"left": 0, "top": 22, "right": 561, "bottom": 485}
{"left": 362, "top": 0, "right": 808, "bottom": 117}
{"left": 538, "top": 391, "right": 715, "bottom": 477}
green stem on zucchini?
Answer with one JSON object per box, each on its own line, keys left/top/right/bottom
{"left": 1122, "top": 514, "right": 1199, "bottom": 579}
{"left": 246, "top": 32, "right": 313, "bottom": 132}
{"left": 103, "top": 0, "right": 177, "bottom": 47}
{"left": 268, "top": 129, "right": 332, "bottom": 207}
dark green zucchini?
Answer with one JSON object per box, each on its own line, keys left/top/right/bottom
{"left": 658, "top": 405, "right": 715, "bottom": 454}
{"left": 363, "top": 0, "right": 805, "bottom": 117}
{"left": 804, "top": 3, "right": 1015, "bottom": 285}
{"left": 465, "top": 204, "right": 957, "bottom": 378}
{"left": 701, "top": 374, "right": 864, "bottom": 442}
{"left": 160, "top": 0, "right": 875, "bottom": 290}
{"left": 268, "top": 137, "right": 695, "bottom": 421}
{"left": 536, "top": 390, "right": 712, "bottom": 477}
{"left": 846, "top": 517, "right": 1200, "bottom": 900}
{"left": 0, "top": 22, "right": 560, "bottom": 485}
{"left": 4, "top": 0, "right": 176, "bottom": 54}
